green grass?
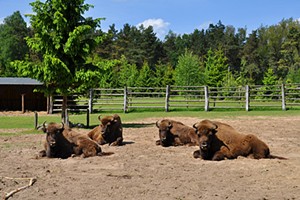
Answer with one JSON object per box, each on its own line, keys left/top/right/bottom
{"left": 0, "top": 109, "right": 299, "bottom": 131}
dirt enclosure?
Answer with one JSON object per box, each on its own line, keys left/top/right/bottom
{"left": 1, "top": 115, "right": 300, "bottom": 200}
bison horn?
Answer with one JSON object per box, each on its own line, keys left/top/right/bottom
{"left": 98, "top": 115, "right": 101, "bottom": 121}
{"left": 42, "top": 121, "right": 47, "bottom": 128}
{"left": 36, "top": 121, "right": 47, "bottom": 131}
{"left": 155, "top": 120, "right": 160, "bottom": 128}
{"left": 59, "top": 122, "right": 64, "bottom": 130}
{"left": 211, "top": 123, "right": 218, "bottom": 130}
{"left": 193, "top": 123, "right": 198, "bottom": 129}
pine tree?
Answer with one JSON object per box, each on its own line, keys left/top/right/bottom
{"left": 204, "top": 48, "right": 228, "bottom": 87}
{"left": 174, "top": 50, "right": 204, "bottom": 86}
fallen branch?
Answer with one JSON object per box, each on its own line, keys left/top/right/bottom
{"left": 1, "top": 177, "right": 36, "bottom": 200}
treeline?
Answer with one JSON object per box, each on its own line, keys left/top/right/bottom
{"left": 1, "top": 11, "right": 300, "bottom": 92}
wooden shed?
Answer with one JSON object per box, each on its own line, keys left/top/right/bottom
{"left": 0, "top": 77, "right": 47, "bottom": 112}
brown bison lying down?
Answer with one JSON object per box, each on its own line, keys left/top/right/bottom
{"left": 193, "top": 119, "right": 286, "bottom": 161}
{"left": 155, "top": 119, "right": 198, "bottom": 147}
{"left": 39, "top": 122, "right": 113, "bottom": 159}
{"left": 87, "top": 114, "right": 123, "bottom": 146}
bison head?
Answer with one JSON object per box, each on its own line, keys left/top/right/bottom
{"left": 193, "top": 120, "right": 218, "bottom": 151}
{"left": 39, "top": 122, "right": 65, "bottom": 148}
{"left": 156, "top": 119, "right": 173, "bottom": 147}
{"left": 98, "top": 115, "right": 117, "bottom": 139}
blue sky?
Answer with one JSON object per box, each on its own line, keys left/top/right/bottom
{"left": 1, "top": 0, "right": 300, "bottom": 39}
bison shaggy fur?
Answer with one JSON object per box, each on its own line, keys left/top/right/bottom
{"left": 155, "top": 119, "right": 198, "bottom": 147}
{"left": 39, "top": 122, "right": 111, "bottom": 159}
{"left": 192, "top": 119, "right": 286, "bottom": 161}
{"left": 87, "top": 114, "right": 123, "bottom": 146}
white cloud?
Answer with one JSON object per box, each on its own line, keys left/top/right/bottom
{"left": 137, "top": 18, "right": 170, "bottom": 39}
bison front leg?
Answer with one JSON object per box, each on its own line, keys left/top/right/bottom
{"left": 38, "top": 142, "right": 50, "bottom": 158}
{"left": 110, "top": 137, "right": 123, "bottom": 146}
{"left": 212, "top": 146, "right": 231, "bottom": 161}
{"left": 155, "top": 139, "right": 161, "bottom": 145}
{"left": 193, "top": 150, "right": 201, "bottom": 159}
{"left": 173, "top": 137, "right": 184, "bottom": 146}
{"left": 38, "top": 150, "right": 46, "bottom": 158}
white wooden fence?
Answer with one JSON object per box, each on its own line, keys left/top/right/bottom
{"left": 50, "top": 84, "right": 300, "bottom": 113}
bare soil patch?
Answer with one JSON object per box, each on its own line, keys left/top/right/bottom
{"left": 1, "top": 116, "right": 300, "bottom": 200}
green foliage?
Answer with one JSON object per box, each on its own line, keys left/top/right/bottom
{"left": 262, "top": 68, "right": 279, "bottom": 85}
{"left": 136, "top": 62, "right": 154, "bottom": 87}
{"left": 153, "top": 63, "right": 174, "bottom": 87}
{"left": 1, "top": 8, "right": 300, "bottom": 90}
{"left": 118, "top": 56, "right": 139, "bottom": 87}
{"left": 13, "top": 0, "right": 104, "bottom": 95}
{"left": 0, "top": 11, "right": 29, "bottom": 76}
{"left": 256, "top": 68, "right": 281, "bottom": 100}
{"left": 163, "top": 31, "right": 181, "bottom": 67}
{"left": 174, "top": 50, "right": 204, "bottom": 86}
{"left": 286, "top": 68, "right": 300, "bottom": 83}
{"left": 204, "top": 48, "right": 228, "bottom": 87}
{"left": 278, "top": 21, "right": 300, "bottom": 81}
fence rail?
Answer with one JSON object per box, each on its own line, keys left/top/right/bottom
{"left": 50, "top": 84, "right": 300, "bottom": 113}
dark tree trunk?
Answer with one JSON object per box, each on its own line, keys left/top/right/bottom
{"left": 61, "top": 95, "right": 69, "bottom": 126}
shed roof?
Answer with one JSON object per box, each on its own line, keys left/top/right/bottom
{"left": 0, "top": 77, "right": 43, "bottom": 85}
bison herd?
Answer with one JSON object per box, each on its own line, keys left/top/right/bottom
{"left": 38, "top": 115, "right": 286, "bottom": 161}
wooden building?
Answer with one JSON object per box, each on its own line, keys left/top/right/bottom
{"left": 0, "top": 77, "right": 47, "bottom": 112}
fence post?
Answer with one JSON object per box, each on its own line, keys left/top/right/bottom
{"left": 21, "top": 94, "right": 25, "bottom": 113}
{"left": 123, "top": 86, "right": 128, "bottom": 113}
{"left": 34, "top": 111, "right": 38, "bottom": 129}
{"left": 86, "top": 108, "right": 90, "bottom": 128}
{"left": 245, "top": 85, "right": 249, "bottom": 111}
{"left": 88, "top": 89, "right": 93, "bottom": 114}
{"left": 49, "top": 95, "right": 53, "bottom": 114}
{"left": 204, "top": 86, "right": 209, "bottom": 111}
{"left": 165, "top": 85, "right": 170, "bottom": 112}
{"left": 64, "top": 109, "right": 69, "bottom": 126}
{"left": 281, "top": 84, "right": 286, "bottom": 111}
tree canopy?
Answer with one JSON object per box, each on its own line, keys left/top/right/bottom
{"left": 1, "top": 3, "right": 300, "bottom": 91}
{"left": 10, "top": 0, "right": 104, "bottom": 121}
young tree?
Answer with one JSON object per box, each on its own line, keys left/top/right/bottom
{"left": 136, "top": 62, "right": 154, "bottom": 87}
{"left": 278, "top": 23, "right": 300, "bottom": 82}
{"left": 258, "top": 68, "right": 280, "bottom": 99}
{"left": 162, "top": 31, "right": 180, "bottom": 68}
{"left": 174, "top": 50, "right": 204, "bottom": 86}
{"left": 118, "top": 56, "right": 139, "bottom": 87}
{"left": 0, "top": 11, "right": 29, "bottom": 76}
{"left": 204, "top": 48, "right": 228, "bottom": 87}
{"left": 153, "top": 63, "right": 174, "bottom": 87}
{"left": 12, "top": 0, "right": 103, "bottom": 122}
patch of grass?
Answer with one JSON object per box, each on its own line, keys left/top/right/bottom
{"left": 0, "top": 109, "right": 299, "bottom": 130}
{"left": 0, "top": 129, "right": 40, "bottom": 137}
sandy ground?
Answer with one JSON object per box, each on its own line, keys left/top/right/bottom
{"left": 0, "top": 115, "right": 300, "bottom": 200}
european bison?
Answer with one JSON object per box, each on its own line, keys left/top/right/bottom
{"left": 155, "top": 119, "right": 198, "bottom": 147}
{"left": 87, "top": 114, "right": 123, "bottom": 146}
{"left": 192, "top": 119, "right": 286, "bottom": 161}
{"left": 38, "top": 122, "right": 112, "bottom": 158}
